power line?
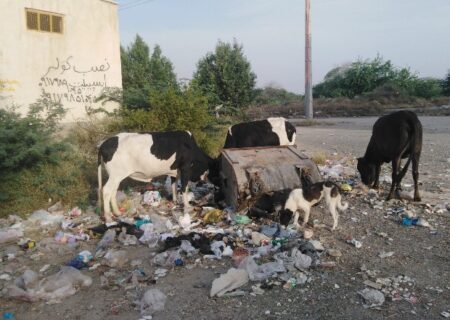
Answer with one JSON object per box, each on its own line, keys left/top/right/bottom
{"left": 119, "top": 0, "right": 155, "bottom": 11}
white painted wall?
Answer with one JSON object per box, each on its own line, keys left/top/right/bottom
{"left": 0, "top": 0, "right": 122, "bottom": 121}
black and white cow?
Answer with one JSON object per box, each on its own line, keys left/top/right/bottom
{"left": 98, "top": 131, "right": 217, "bottom": 223}
{"left": 223, "top": 117, "right": 296, "bottom": 148}
{"left": 357, "top": 110, "right": 423, "bottom": 201}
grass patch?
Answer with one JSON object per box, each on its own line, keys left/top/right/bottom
{"left": 0, "top": 150, "right": 91, "bottom": 218}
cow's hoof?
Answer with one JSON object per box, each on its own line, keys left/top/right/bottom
{"left": 386, "top": 192, "right": 397, "bottom": 201}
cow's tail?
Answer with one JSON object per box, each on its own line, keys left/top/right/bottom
{"left": 97, "top": 150, "right": 103, "bottom": 213}
{"left": 400, "top": 112, "right": 422, "bottom": 178}
{"left": 223, "top": 126, "right": 234, "bottom": 148}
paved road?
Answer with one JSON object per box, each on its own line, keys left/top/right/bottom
{"left": 295, "top": 116, "right": 450, "bottom": 195}
{"left": 302, "top": 116, "right": 450, "bottom": 134}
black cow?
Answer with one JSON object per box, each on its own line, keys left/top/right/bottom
{"left": 98, "top": 131, "right": 218, "bottom": 223}
{"left": 357, "top": 111, "right": 422, "bottom": 201}
{"left": 223, "top": 117, "right": 296, "bottom": 148}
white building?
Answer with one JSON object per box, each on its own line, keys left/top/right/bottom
{"left": 0, "top": 0, "right": 122, "bottom": 121}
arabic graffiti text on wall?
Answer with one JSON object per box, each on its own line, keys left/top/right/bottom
{"left": 39, "top": 56, "right": 110, "bottom": 105}
{"left": 0, "top": 79, "right": 20, "bottom": 93}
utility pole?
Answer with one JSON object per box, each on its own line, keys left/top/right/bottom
{"left": 304, "top": 0, "right": 313, "bottom": 119}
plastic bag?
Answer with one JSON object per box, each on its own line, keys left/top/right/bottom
{"left": 203, "top": 209, "right": 223, "bottom": 224}
{"left": 102, "top": 249, "right": 128, "bottom": 268}
{"left": 140, "top": 289, "right": 167, "bottom": 315}
{"left": 143, "top": 191, "right": 162, "bottom": 206}
{"left": 291, "top": 247, "right": 312, "bottom": 270}
{"left": 238, "top": 256, "right": 285, "bottom": 281}
{"left": 153, "top": 250, "right": 181, "bottom": 267}
{"left": 180, "top": 240, "right": 197, "bottom": 256}
{"left": 139, "top": 224, "right": 160, "bottom": 247}
{"left": 210, "top": 268, "right": 249, "bottom": 297}
{"left": 95, "top": 229, "right": 116, "bottom": 256}
{"left": 118, "top": 228, "right": 138, "bottom": 246}
{"left": 0, "top": 228, "right": 23, "bottom": 244}
{"left": 7, "top": 267, "right": 92, "bottom": 303}
{"left": 28, "top": 209, "right": 64, "bottom": 226}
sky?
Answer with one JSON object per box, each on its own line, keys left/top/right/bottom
{"left": 118, "top": 0, "right": 450, "bottom": 94}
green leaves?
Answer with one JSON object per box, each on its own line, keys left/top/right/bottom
{"left": 314, "top": 55, "right": 445, "bottom": 99}
{"left": 121, "top": 35, "right": 178, "bottom": 109}
{"left": 192, "top": 40, "right": 257, "bottom": 115}
{"left": 0, "top": 98, "right": 67, "bottom": 173}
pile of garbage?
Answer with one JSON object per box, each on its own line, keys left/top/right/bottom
{"left": 0, "top": 160, "right": 447, "bottom": 318}
{"left": 0, "top": 177, "right": 346, "bottom": 317}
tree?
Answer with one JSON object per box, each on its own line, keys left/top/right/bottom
{"left": 121, "top": 35, "right": 178, "bottom": 109}
{"left": 442, "top": 70, "right": 450, "bottom": 96}
{"left": 192, "top": 40, "right": 256, "bottom": 114}
{"left": 121, "top": 35, "right": 151, "bottom": 108}
{"left": 149, "top": 45, "right": 178, "bottom": 92}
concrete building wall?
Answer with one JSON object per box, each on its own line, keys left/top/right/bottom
{"left": 0, "top": 0, "right": 122, "bottom": 121}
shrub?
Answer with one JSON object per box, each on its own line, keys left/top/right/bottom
{"left": 443, "top": 70, "right": 450, "bottom": 96}
{"left": 0, "top": 97, "right": 66, "bottom": 172}
{"left": 253, "top": 87, "right": 303, "bottom": 106}
{"left": 0, "top": 151, "right": 91, "bottom": 217}
{"left": 412, "top": 78, "right": 443, "bottom": 99}
{"left": 0, "top": 97, "right": 91, "bottom": 217}
{"left": 313, "top": 56, "right": 426, "bottom": 99}
{"left": 75, "top": 86, "right": 227, "bottom": 159}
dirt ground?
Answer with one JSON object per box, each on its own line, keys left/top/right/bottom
{"left": 1, "top": 116, "right": 449, "bottom": 320}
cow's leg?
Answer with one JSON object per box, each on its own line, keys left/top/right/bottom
{"left": 387, "top": 158, "right": 400, "bottom": 200}
{"left": 412, "top": 153, "right": 421, "bottom": 201}
{"left": 102, "top": 178, "right": 122, "bottom": 222}
{"left": 110, "top": 184, "right": 122, "bottom": 216}
{"left": 179, "top": 167, "right": 191, "bottom": 210}
{"left": 171, "top": 176, "right": 177, "bottom": 203}
{"left": 372, "top": 165, "right": 381, "bottom": 189}
{"left": 396, "top": 157, "right": 411, "bottom": 194}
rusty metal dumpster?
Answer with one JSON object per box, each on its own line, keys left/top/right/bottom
{"left": 219, "top": 146, "right": 321, "bottom": 210}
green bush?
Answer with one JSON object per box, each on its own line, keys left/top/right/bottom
{"left": 0, "top": 151, "right": 91, "bottom": 217}
{"left": 76, "top": 86, "right": 227, "bottom": 159}
{"left": 0, "top": 97, "right": 91, "bottom": 217}
{"left": 413, "top": 78, "right": 443, "bottom": 99}
{"left": 312, "top": 56, "right": 446, "bottom": 99}
{"left": 443, "top": 70, "right": 450, "bottom": 96}
{"left": 0, "top": 97, "right": 66, "bottom": 172}
{"left": 253, "top": 87, "right": 303, "bottom": 106}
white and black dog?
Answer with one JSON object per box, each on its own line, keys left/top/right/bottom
{"left": 249, "top": 170, "right": 348, "bottom": 230}
{"left": 279, "top": 180, "right": 348, "bottom": 230}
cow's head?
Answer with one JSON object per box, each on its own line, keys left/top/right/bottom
{"left": 190, "top": 160, "right": 209, "bottom": 183}
{"left": 285, "top": 121, "right": 297, "bottom": 144}
{"left": 190, "top": 157, "right": 220, "bottom": 185}
{"left": 357, "top": 157, "right": 376, "bottom": 187}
